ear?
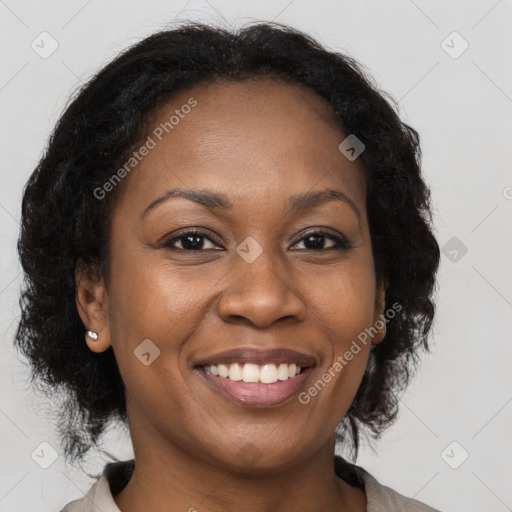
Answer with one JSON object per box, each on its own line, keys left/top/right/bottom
{"left": 371, "top": 277, "right": 388, "bottom": 346}
{"left": 75, "top": 259, "right": 111, "bottom": 353}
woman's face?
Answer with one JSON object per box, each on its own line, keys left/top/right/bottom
{"left": 80, "top": 78, "right": 386, "bottom": 472}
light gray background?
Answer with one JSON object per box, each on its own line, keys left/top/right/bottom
{"left": 1, "top": 1, "right": 511, "bottom": 511}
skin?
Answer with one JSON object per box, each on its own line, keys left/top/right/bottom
{"left": 75, "top": 77, "right": 386, "bottom": 512}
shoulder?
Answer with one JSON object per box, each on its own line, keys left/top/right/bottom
{"left": 358, "top": 467, "right": 441, "bottom": 512}
{"left": 59, "top": 473, "right": 113, "bottom": 512}
{"left": 59, "top": 460, "right": 134, "bottom": 512}
{"left": 334, "top": 456, "right": 441, "bottom": 512}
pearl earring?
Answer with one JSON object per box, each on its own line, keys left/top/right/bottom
{"left": 87, "top": 330, "right": 98, "bottom": 341}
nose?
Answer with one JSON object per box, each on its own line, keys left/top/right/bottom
{"left": 217, "top": 251, "right": 307, "bottom": 329}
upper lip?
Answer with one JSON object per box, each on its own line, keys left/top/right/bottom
{"left": 194, "top": 348, "right": 318, "bottom": 368}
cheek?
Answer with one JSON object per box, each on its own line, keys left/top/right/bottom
{"left": 300, "top": 262, "right": 376, "bottom": 408}
{"left": 108, "top": 246, "right": 215, "bottom": 342}
{"left": 106, "top": 260, "right": 204, "bottom": 435}
{"left": 106, "top": 245, "right": 224, "bottom": 408}
{"left": 310, "top": 259, "right": 377, "bottom": 348}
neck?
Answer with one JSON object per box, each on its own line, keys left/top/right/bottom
{"left": 113, "top": 395, "right": 367, "bottom": 512}
{"left": 113, "top": 426, "right": 366, "bottom": 512}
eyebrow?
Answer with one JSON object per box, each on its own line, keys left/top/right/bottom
{"left": 141, "top": 187, "right": 362, "bottom": 226}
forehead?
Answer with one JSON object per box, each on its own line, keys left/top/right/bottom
{"left": 116, "top": 77, "right": 366, "bottom": 220}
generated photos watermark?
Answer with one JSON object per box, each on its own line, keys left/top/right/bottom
{"left": 94, "top": 97, "right": 198, "bottom": 200}
{"left": 298, "top": 301, "right": 402, "bottom": 405}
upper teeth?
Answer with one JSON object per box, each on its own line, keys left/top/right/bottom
{"left": 205, "top": 363, "right": 302, "bottom": 384}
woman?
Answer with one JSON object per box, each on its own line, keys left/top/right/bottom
{"left": 15, "top": 21, "right": 441, "bottom": 511}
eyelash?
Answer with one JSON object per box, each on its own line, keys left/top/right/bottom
{"left": 163, "top": 229, "right": 354, "bottom": 252}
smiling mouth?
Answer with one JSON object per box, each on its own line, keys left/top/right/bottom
{"left": 195, "top": 363, "right": 315, "bottom": 407}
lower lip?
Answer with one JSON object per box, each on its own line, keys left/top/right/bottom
{"left": 196, "top": 366, "right": 314, "bottom": 407}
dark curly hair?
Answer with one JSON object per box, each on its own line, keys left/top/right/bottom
{"left": 14, "top": 21, "right": 440, "bottom": 467}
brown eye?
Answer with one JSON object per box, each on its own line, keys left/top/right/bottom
{"left": 291, "top": 230, "right": 354, "bottom": 251}
{"left": 164, "top": 230, "right": 223, "bottom": 251}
